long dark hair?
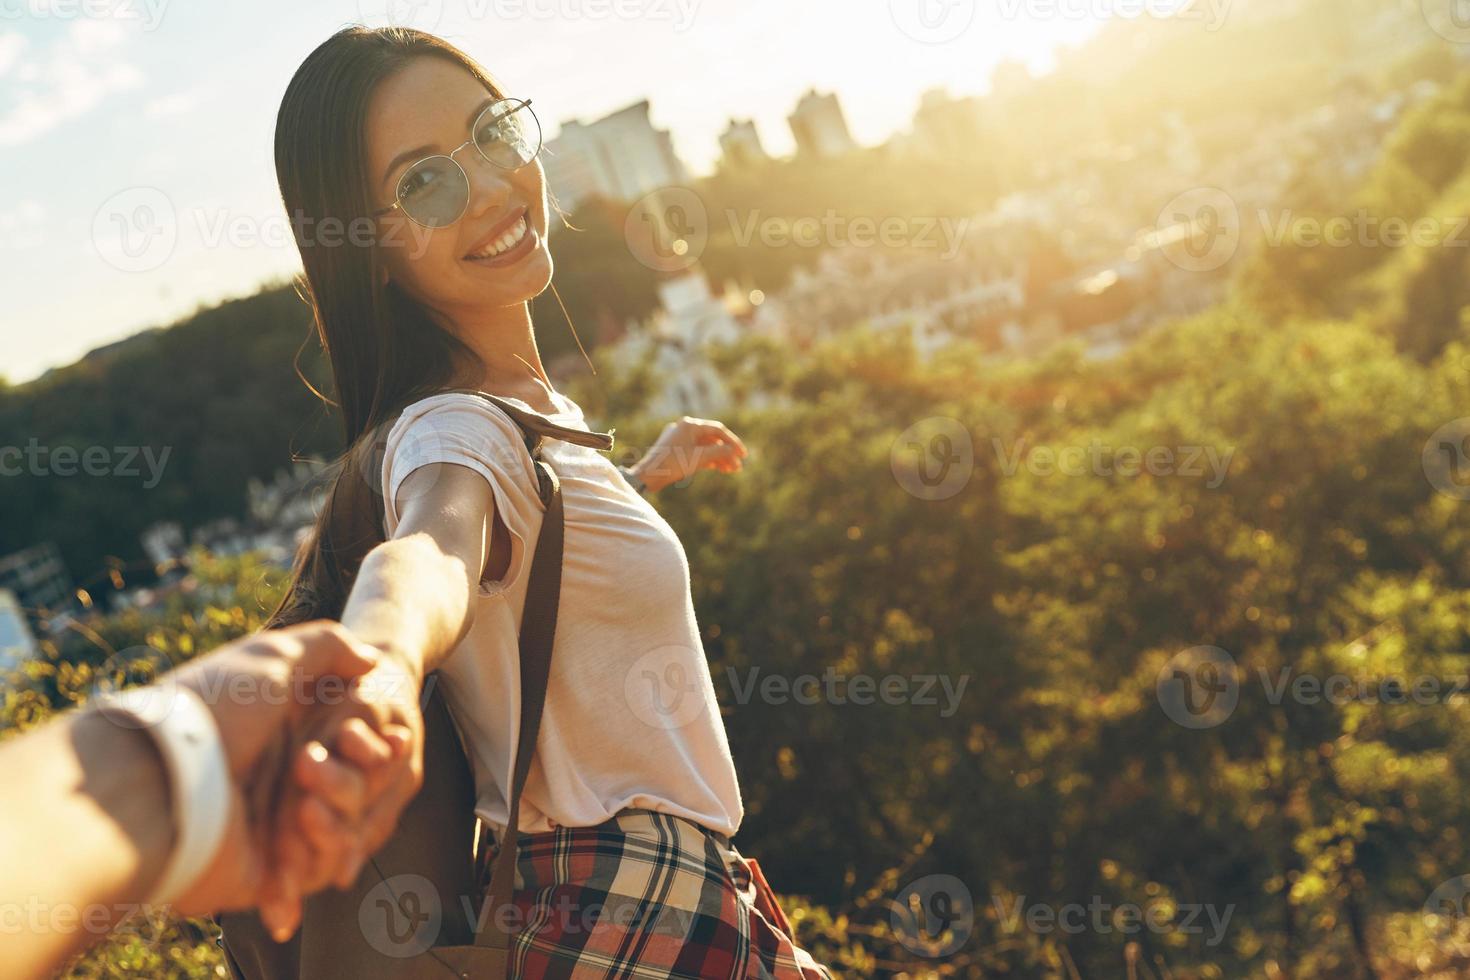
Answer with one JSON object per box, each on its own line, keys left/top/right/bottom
{"left": 268, "top": 26, "right": 502, "bottom": 628}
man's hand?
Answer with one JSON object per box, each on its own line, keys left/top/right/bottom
{"left": 255, "top": 648, "right": 427, "bottom": 940}
{"left": 158, "top": 621, "right": 414, "bottom": 931}
{"left": 631, "top": 416, "right": 748, "bottom": 493}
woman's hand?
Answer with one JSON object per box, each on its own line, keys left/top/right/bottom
{"left": 631, "top": 416, "right": 749, "bottom": 493}
{"left": 255, "top": 645, "right": 426, "bottom": 940}
{"left": 162, "top": 621, "right": 405, "bottom": 920}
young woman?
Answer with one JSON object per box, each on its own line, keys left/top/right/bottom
{"left": 249, "top": 24, "right": 832, "bottom": 978}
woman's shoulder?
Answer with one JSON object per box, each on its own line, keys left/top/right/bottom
{"left": 389, "top": 390, "right": 529, "bottom": 443}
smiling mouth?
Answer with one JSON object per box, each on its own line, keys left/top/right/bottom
{"left": 464, "top": 213, "right": 531, "bottom": 261}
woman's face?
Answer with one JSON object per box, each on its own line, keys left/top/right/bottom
{"left": 365, "top": 57, "right": 552, "bottom": 317}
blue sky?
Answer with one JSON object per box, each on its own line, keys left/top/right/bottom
{"left": 0, "top": 0, "right": 1111, "bottom": 383}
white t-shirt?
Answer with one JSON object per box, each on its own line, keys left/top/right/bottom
{"left": 380, "top": 390, "right": 744, "bottom": 841}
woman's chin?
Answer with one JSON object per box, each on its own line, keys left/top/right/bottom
{"left": 455, "top": 242, "right": 552, "bottom": 304}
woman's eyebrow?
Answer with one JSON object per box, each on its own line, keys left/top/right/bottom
{"left": 380, "top": 96, "right": 497, "bottom": 188}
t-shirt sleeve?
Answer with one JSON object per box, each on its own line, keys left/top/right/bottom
{"left": 380, "top": 393, "right": 542, "bottom": 597}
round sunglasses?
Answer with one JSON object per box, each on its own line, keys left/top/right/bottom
{"left": 372, "top": 97, "right": 542, "bottom": 229}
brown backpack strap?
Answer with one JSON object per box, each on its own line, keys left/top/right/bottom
{"left": 439, "top": 389, "right": 604, "bottom": 953}
{"left": 471, "top": 450, "right": 562, "bottom": 953}
{"left": 441, "top": 387, "right": 616, "bottom": 457}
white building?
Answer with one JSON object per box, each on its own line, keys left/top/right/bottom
{"left": 788, "top": 90, "right": 857, "bottom": 160}
{"left": 542, "top": 100, "right": 689, "bottom": 212}
{"left": 607, "top": 271, "right": 743, "bottom": 418}
{"left": 718, "top": 118, "right": 769, "bottom": 171}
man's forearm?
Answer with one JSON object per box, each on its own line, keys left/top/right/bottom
{"left": 0, "top": 708, "right": 175, "bottom": 980}
{"left": 340, "top": 533, "right": 474, "bottom": 680}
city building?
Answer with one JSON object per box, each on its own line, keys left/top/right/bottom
{"left": 542, "top": 100, "right": 689, "bottom": 212}
{"left": 605, "top": 270, "right": 742, "bottom": 417}
{"left": 910, "top": 88, "right": 987, "bottom": 161}
{"left": 0, "top": 542, "right": 71, "bottom": 626}
{"left": 0, "top": 589, "right": 37, "bottom": 668}
{"left": 718, "top": 118, "right": 770, "bottom": 171}
{"left": 787, "top": 89, "right": 857, "bottom": 160}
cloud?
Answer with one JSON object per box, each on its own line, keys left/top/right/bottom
{"left": 144, "top": 89, "right": 204, "bottom": 119}
{"left": 0, "top": 21, "right": 143, "bottom": 147}
{"left": 0, "top": 199, "right": 45, "bottom": 250}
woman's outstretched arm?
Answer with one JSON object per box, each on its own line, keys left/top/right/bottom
{"left": 340, "top": 460, "right": 501, "bottom": 682}
{"left": 256, "top": 460, "right": 501, "bottom": 938}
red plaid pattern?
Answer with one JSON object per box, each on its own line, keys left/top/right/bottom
{"left": 483, "top": 808, "right": 835, "bottom": 978}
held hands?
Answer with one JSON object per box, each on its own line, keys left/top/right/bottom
{"left": 256, "top": 643, "right": 426, "bottom": 940}
{"left": 632, "top": 416, "right": 748, "bottom": 493}
{"left": 159, "top": 621, "right": 425, "bottom": 941}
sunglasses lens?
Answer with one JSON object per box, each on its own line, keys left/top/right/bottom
{"left": 396, "top": 156, "right": 468, "bottom": 228}
{"left": 474, "top": 99, "right": 541, "bottom": 169}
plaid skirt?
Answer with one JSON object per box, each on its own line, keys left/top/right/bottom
{"left": 482, "top": 808, "right": 834, "bottom": 979}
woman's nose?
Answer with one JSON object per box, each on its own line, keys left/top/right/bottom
{"left": 459, "top": 150, "right": 514, "bottom": 215}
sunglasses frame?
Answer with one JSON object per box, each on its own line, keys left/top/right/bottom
{"left": 372, "top": 97, "right": 542, "bottom": 229}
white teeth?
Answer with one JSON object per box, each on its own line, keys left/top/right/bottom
{"left": 468, "top": 216, "right": 529, "bottom": 260}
